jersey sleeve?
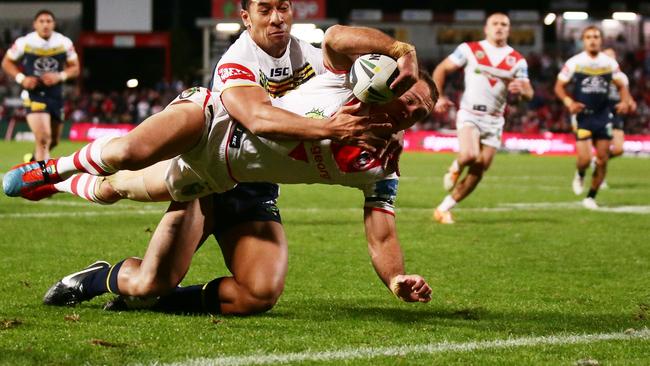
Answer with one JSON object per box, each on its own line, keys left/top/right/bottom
{"left": 6, "top": 36, "right": 26, "bottom": 61}
{"left": 301, "top": 40, "right": 326, "bottom": 75}
{"left": 211, "top": 35, "right": 261, "bottom": 92}
{"left": 514, "top": 58, "right": 529, "bottom": 80}
{"left": 447, "top": 43, "right": 469, "bottom": 67}
{"left": 557, "top": 57, "right": 576, "bottom": 82}
{"left": 63, "top": 36, "right": 78, "bottom": 62}
{"left": 359, "top": 175, "right": 399, "bottom": 216}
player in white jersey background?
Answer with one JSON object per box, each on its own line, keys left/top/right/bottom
{"left": 1, "top": 9, "right": 79, "bottom": 162}
{"left": 554, "top": 26, "right": 635, "bottom": 209}
{"left": 8, "top": 23, "right": 433, "bottom": 312}
{"left": 431, "top": 13, "right": 533, "bottom": 224}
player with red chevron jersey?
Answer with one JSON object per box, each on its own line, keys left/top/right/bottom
{"left": 431, "top": 12, "right": 534, "bottom": 224}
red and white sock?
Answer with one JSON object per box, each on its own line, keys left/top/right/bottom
{"left": 55, "top": 136, "right": 117, "bottom": 180}
{"left": 54, "top": 174, "right": 110, "bottom": 204}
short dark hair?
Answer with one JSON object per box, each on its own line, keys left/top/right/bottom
{"left": 581, "top": 25, "right": 602, "bottom": 39}
{"left": 418, "top": 70, "right": 439, "bottom": 108}
{"left": 34, "top": 9, "right": 55, "bottom": 21}
{"left": 241, "top": 0, "right": 291, "bottom": 10}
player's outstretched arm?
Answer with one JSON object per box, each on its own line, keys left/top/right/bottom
{"left": 221, "top": 86, "right": 392, "bottom": 153}
{"left": 322, "top": 25, "right": 417, "bottom": 97}
{"left": 363, "top": 208, "right": 432, "bottom": 303}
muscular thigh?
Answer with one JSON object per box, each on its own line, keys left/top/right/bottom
{"left": 218, "top": 221, "right": 288, "bottom": 292}
{"left": 26, "top": 113, "right": 52, "bottom": 136}
{"left": 457, "top": 125, "right": 480, "bottom": 157}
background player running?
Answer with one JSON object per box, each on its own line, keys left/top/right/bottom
{"left": 554, "top": 26, "right": 634, "bottom": 209}
{"left": 431, "top": 13, "right": 533, "bottom": 224}
{"left": 1, "top": 9, "right": 79, "bottom": 161}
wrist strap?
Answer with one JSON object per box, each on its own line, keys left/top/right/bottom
{"left": 15, "top": 72, "right": 25, "bottom": 85}
{"left": 389, "top": 42, "right": 415, "bottom": 59}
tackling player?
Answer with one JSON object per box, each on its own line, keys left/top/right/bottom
{"left": 554, "top": 27, "right": 634, "bottom": 209}
{"left": 1, "top": 9, "right": 79, "bottom": 161}
{"left": 9, "top": 1, "right": 413, "bottom": 316}
{"left": 431, "top": 13, "right": 533, "bottom": 224}
{"left": 6, "top": 25, "right": 434, "bottom": 312}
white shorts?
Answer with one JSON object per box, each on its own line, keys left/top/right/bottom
{"left": 164, "top": 157, "right": 215, "bottom": 201}
{"left": 456, "top": 109, "right": 504, "bottom": 148}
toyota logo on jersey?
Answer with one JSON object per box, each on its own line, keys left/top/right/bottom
{"left": 218, "top": 63, "right": 255, "bottom": 83}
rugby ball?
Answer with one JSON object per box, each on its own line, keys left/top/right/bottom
{"left": 350, "top": 54, "right": 399, "bottom": 104}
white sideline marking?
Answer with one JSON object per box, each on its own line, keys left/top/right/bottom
{"left": 155, "top": 328, "right": 650, "bottom": 366}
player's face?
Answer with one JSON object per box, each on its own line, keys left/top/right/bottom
{"left": 33, "top": 14, "right": 55, "bottom": 39}
{"left": 242, "top": 0, "right": 293, "bottom": 57}
{"left": 583, "top": 29, "right": 602, "bottom": 54}
{"left": 371, "top": 80, "right": 435, "bottom": 131}
{"left": 484, "top": 14, "right": 510, "bottom": 44}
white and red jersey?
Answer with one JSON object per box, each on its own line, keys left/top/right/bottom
{"left": 211, "top": 31, "right": 326, "bottom": 98}
{"left": 448, "top": 40, "right": 528, "bottom": 116}
{"left": 166, "top": 75, "right": 398, "bottom": 214}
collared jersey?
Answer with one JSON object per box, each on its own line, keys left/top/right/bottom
{"left": 448, "top": 40, "right": 528, "bottom": 116}
{"left": 558, "top": 51, "right": 625, "bottom": 113}
{"left": 7, "top": 31, "right": 77, "bottom": 99}
{"left": 168, "top": 73, "right": 398, "bottom": 214}
{"left": 211, "top": 31, "right": 325, "bottom": 98}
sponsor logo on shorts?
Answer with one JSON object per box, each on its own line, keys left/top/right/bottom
{"left": 179, "top": 87, "right": 200, "bottom": 99}
{"left": 218, "top": 63, "right": 255, "bottom": 83}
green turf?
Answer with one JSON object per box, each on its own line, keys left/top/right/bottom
{"left": 0, "top": 141, "right": 648, "bottom": 365}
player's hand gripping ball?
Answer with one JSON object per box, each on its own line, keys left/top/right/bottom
{"left": 350, "top": 54, "right": 399, "bottom": 104}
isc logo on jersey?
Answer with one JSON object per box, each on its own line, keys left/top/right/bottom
{"left": 218, "top": 63, "right": 255, "bottom": 83}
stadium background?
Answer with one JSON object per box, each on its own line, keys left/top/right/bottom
{"left": 1, "top": 0, "right": 649, "bottom": 155}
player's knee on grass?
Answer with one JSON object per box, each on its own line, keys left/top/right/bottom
{"left": 235, "top": 279, "right": 283, "bottom": 315}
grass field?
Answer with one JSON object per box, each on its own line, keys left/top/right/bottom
{"left": 0, "top": 140, "right": 649, "bottom": 365}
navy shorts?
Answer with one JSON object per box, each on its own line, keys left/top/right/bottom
{"left": 572, "top": 110, "right": 613, "bottom": 141}
{"left": 610, "top": 113, "right": 624, "bottom": 131}
{"left": 25, "top": 92, "right": 63, "bottom": 122}
{"left": 211, "top": 182, "right": 282, "bottom": 239}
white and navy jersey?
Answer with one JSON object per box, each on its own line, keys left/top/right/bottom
{"left": 168, "top": 79, "right": 399, "bottom": 215}
{"left": 558, "top": 51, "right": 625, "bottom": 114}
{"left": 211, "top": 31, "right": 326, "bottom": 98}
{"left": 448, "top": 40, "right": 528, "bottom": 117}
{"left": 608, "top": 71, "right": 628, "bottom": 103}
{"left": 6, "top": 31, "right": 77, "bottom": 99}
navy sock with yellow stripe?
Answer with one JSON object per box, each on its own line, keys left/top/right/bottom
{"left": 81, "top": 260, "right": 125, "bottom": 298}
{"left": 154, "top": 277, "right": 224, "bottom": 314}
